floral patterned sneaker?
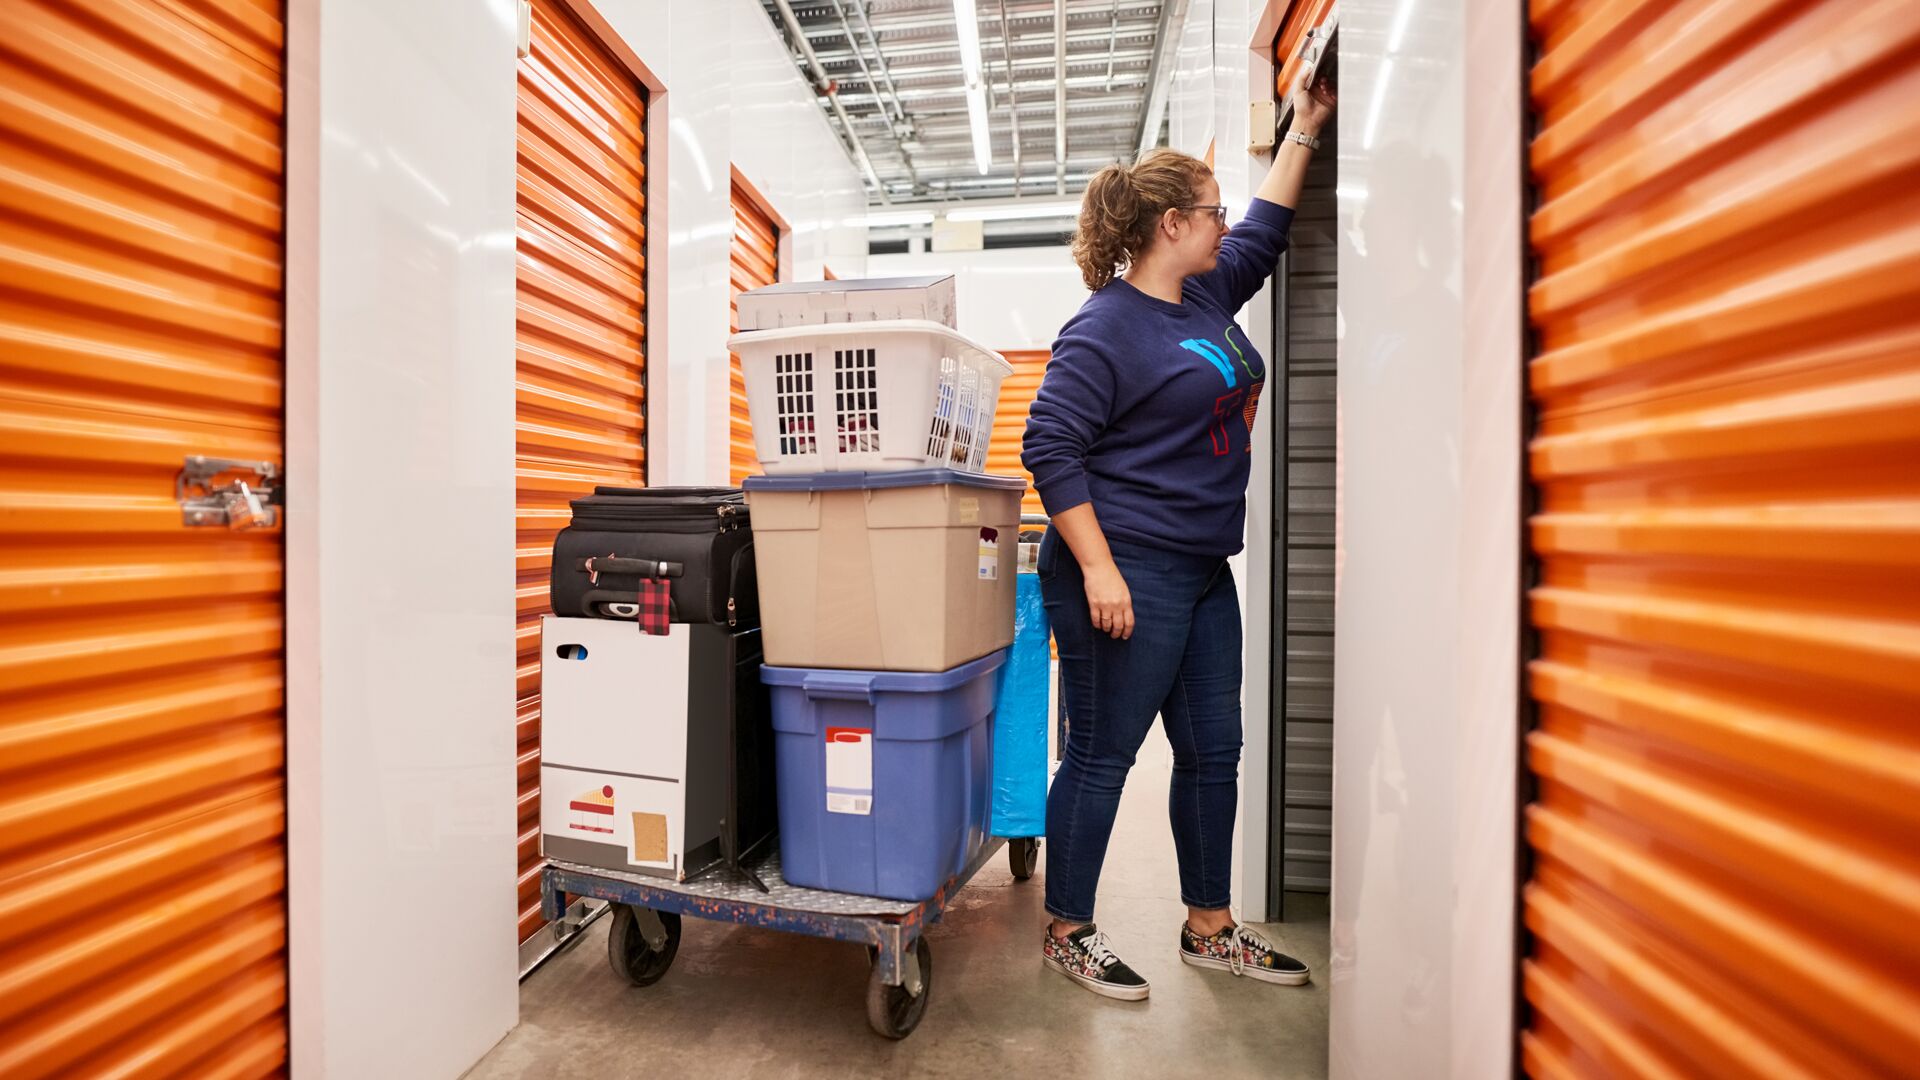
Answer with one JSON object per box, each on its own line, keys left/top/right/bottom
{"left": 1179, "top": 922, "right": 1310, "bottom": 985}
{"left": 1042, "top": 924, "right": 1150, "bottom": 1001}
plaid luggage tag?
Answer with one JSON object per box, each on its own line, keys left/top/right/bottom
{"left": 631, "top": 576, "right": 671, "bottom": 636}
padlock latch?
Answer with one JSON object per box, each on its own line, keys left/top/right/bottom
{"left": 178, "top": 456, "right": 281, "bottom": 529}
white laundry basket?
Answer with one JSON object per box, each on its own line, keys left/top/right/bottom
{"left": 730, "top": 319, "right": 1013, "bottom": 474}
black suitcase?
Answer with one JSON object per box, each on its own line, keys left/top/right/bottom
{"left": 549, "top": 486, "right": 758, "bottom": 628}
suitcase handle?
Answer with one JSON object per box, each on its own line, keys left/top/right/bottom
{"left": 578, "top": 589, "right": 681, "bottom": 620}
{"left": 800, "top": 672, "right": 878, "bottom": 704}
{"left": 581, "top": 556, "right": 685, "bottom": 579}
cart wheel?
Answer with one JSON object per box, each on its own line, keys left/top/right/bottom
{"left": 607, "top": 905, "right": 680, "bottom": 987}
{"left": 1009, "top": 837, "right": 1039, "bottom": 881}
{"left": 866, "top": 936, "right": 932, "bottom": 1039}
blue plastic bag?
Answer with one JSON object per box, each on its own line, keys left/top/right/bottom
{"left": 991, "top": 573, "right": 1050, "bottom": 838}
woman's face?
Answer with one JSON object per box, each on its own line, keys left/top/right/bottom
{"left": 1160, "top": 175, "right": 1230, "bottom": 275}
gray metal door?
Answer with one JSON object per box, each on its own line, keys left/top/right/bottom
{"left": 1268, "top": 122, "right": 1338, "bottom": 918}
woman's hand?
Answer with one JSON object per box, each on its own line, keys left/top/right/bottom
{"left": 1082, "top": 559, "right": 1135, "bottom": 640}
{"left": 1259, "top": 73, "right": 1338, "bottom": 208}
{"left": 1291, "top": 74, "right": 1337, "bottom": 135}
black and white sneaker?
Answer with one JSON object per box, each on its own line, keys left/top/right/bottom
{"left": 1179, "top": 922, "right": 1310, "bottom": 985}
{"left": 1042, "top": 924, "right": 1150, "bottom": 1001}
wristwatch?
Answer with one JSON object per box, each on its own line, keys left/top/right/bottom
{"left": 1285, "top": 130, "right": 1322, "bottom": 151}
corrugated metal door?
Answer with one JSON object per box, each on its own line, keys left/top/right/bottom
{"left": 1522, "top": 2, "right": 1920, "bottom": 1076}
{"left": 728, "top": 180, "right": 778, "bottom": 485}
{"left": 515, "top": 0, "right": 647, "bottom": 945}
{"left": 988, "top": 349, "right": 1050, "bottom": 519}
{"left": 1269, "top": 122, "right": 1337, "bottom": 911}
{"left": 0, "top": 1, "right": 288, "bottom": 1076}
{"left": 1273, "top": 0, "right": 1337, "bottom": 101}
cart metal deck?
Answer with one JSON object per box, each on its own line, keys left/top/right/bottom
{"left": 541, "top": 836, "right": 1039, "bottom": 1038}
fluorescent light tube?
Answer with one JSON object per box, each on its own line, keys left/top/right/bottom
{"left": 953, "top": 0, "right": 992, "bottom": 175}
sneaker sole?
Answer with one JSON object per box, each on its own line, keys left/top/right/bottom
{"left": 1179, "top": 951, "right": 1310, "bottom": 985}
{"left": 1044, "top": 955, "right": 1150, "bottom": 1001}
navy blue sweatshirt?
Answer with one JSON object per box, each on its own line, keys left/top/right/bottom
{"left": 1022, "top": 198, "right": 1294, "bottom": 557}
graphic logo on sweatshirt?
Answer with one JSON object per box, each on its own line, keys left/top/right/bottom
{"left": 1182, "top": 325, "right": 1265, "bottom": 455}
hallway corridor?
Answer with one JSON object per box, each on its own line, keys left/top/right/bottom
{"left": 470, "top": 736, "right": 1330, "bottom": 1078}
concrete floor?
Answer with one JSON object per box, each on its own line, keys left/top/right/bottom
{"left": 469, "top": 736, "right": 1329, "bottom": 1080}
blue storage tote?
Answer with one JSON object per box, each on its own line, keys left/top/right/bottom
{"left": 763, "top": 650, "right": 1006, "bottom": 902}
{"left": 991, "top": 574, "right": 1049, "bottom": 838}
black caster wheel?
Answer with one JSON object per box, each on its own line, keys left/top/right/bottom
{"left": 1009, "top": 837, "right": 1039, "bottom": 881}
{"left": 607, "top": 904, "right": 681, "bottom": 987}
{"left": 866, "top": 935, "right": 932, "bottom": 1039}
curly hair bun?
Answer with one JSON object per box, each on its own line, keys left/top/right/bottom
{"left": 1069, "top": 149, "right": 1212, "bottom": 290}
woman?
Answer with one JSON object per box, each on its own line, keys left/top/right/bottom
{"left": 1021, "top": 76, "right": 1336, "bottom": 1001}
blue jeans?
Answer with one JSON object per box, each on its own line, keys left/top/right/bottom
{"left": 1038, "top": 530, "right": 1244, "bottom": 923}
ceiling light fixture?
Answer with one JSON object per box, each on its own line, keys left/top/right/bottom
{"left": 952, "top": 0, "right": 993, "bottom": 175}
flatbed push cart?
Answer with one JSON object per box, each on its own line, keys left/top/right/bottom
{"left": 542, "top": 835, "right": 1040, "bottom": 1039}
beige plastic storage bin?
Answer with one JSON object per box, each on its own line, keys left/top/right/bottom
{"left": 743, "top": 469, "right": 1025, "bottom": 672}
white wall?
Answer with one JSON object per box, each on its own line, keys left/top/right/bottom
{"left": 1330, "top": 0, "right": 1521, "bottom": 1077}
{"left": 285, "top": 2, "right": 868, "bottom": 1075}
{"left": 582, "top": 0, "right": 869, "bottom": 487}
{"left": 729, "top": 7, "right": 871, "bottom": 286}
{"left": 285, "top": 0, "right": 522, "bottom": 1076}
{"left": 867, "top": 246, "right": 1087, "bottom": 351}
{"left": 1169, "top": 0, "right": 1217, "bottom": 159}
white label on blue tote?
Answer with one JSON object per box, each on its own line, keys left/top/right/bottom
{"left": 825, "top": 727, "right": 873, "bottom": 815}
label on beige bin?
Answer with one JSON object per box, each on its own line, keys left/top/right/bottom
{"left": 957, "top": 497, "right": 980, "bottom": 525}
{"left": 978, "top": 528, "right": 999, "bottom": 581}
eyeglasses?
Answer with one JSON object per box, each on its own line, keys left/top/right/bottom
{"left": 1181, "top": 204, "right": 1229, "bottom": 225}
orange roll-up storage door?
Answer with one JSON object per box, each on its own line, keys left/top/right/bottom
{"left": 515, "top": 0, "right": 647, "bottom": 945}
{"left": 987, "top": 349, "right": 1050, "bottom": 519}
{"left": 1521, "top": 3, "right": 1920, "bottom": 1078}
{"left": 0, "top": 1, "right": 289, "bottom": 1076}
{"left": 1272, "top": 0, "right": 1337, "bottom": 100}
{"left": 729, "top": 180, "right": 778, "bottom": 485}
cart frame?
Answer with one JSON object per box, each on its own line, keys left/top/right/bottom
{"left": 541, "top": 835, "right": 1040, "bottom": 1037}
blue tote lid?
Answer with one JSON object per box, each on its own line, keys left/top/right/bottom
{"left": 760, "top": 648, "right": 1009, "bottom": 698}
{"left": 743, "top": 468, "right": 1026, "bottom": 493}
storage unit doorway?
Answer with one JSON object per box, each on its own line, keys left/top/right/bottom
{"left": 1261, "top": 0, "right": 1341, "bottom": 926}
{"left": 513, "top": 0, "right": 651, "bottom": 956}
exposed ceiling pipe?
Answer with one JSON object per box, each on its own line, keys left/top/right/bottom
{"left": 810, "top": 24, "right": 1157, "bottom": 67}
{"left": 998, "top": 0, "right": 1023, "bottom": 192}
{"left": 771, "top": 0, "right": 893, "bottom": 204}
{"left": 1106, "top": 0, "right": 1119, "bottom": 91}
{"left": 851, "top": 0, "right": 915, "bottom": 129}
{"left": 826, "top": 71, "right": 1150, "bottom": 109}
{"left": 826, "top": 0, "right": 921, "bottom": 191}
{"left": 795, "top": 0, "right": 1131, "bottom": 40}
{"left": 1133, "top": 0, "right": 1188, "bottom": 157}
{"left": 1054, "top": 0, "right": 1067, "bottom": 195}
{"left": 826, "top": 52, "right": 1156, "bottom": 84}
